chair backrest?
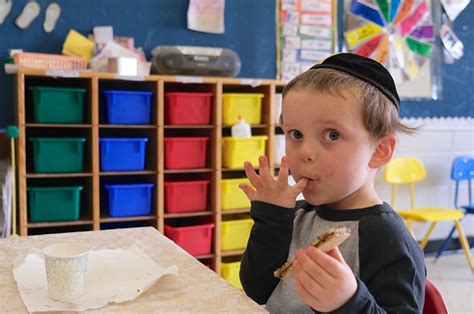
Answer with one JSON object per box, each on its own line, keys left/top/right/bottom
{"left": 385, "top": 157, "right": 426, "bottom": 208}
{"left": 385, "top": 157, "right": 426, "bottom": 184}
{"left": 423, "top": 278, "right": 448, "bottom": 314}
{"left": 451, "top": 155, "right": 474, "bottom": 208}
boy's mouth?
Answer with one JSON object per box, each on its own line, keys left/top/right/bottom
{"left": 301, "top": 175, "right": 319, "bottom": 182}
{"left": 300, "top": 172, "right": 319, "bottom": 179}
{"left": 299, "top": 172, "right": 332, "bottom": 182}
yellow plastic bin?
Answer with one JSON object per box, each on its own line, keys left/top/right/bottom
{"left": 221, "top": 178, "right": 251, "bottom": 210}
{"left": 221, "top": 218, "right": 254, "bottom": 251}
{"left": 221, "top": 262, "right": 243, "bottom": 290}
{"left": 222, "top": 136, "right": 267, "bottom": 169}
{"left": 222, "top": 93, "right": 264, "bottom": 125}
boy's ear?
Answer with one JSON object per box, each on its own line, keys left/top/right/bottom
{"left": 369, "top": 135, "right": 396, "bottom": 169}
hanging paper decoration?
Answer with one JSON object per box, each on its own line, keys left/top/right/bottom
{"left": 441, "top": 0, "right": 470, "bottom": 22}
{"left": 439, "top": 0, "right": 469, "bottom": 63}
{"left": 344, "top": 0, "right": 434, "bottom": 84}
{"left": 279, "top": 0, "right": 337, "bottom": 81}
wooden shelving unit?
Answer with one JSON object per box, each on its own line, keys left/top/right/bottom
{"left": 15, "top": 69, "right": 285, "bottom": 274}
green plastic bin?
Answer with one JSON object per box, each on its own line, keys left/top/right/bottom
{"left": 27, "top": 186, "right": 83, "bottom": 222}
{"left": 30, "top": 137, "right": 86, "bottom": 173}
{"left": 30, "top": 87, "right": 86, "bottom": 123}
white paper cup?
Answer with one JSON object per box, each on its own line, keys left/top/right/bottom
{"left": 43, "top": 243, "right": 89, "bottom": 302}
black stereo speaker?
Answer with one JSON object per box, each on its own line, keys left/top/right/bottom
{"left": 151, "top": 45, "right": 241, "bottom": 77}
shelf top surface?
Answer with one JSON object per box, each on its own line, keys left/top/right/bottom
{"left": 17, "top": 68, "right": 284, "bottom": 86}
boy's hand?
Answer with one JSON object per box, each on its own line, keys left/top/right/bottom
{"left": 239, "top": 155, "right": 308, "bottom": 208}
{"left": 293, "top": 246, "right": 357, "bottom": 312}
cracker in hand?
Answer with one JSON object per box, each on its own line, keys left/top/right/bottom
{"left": 274, "top": 227, "right": 351, "bottom": 279}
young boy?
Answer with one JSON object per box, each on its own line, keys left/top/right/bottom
{"left": 239, "top": 53, "right": 426, "bottom": 313}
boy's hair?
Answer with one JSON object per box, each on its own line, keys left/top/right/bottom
{"left": 281, "top": 67, "right": 419, "bottom": 140}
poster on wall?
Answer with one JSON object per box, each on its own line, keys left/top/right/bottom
{"left": 278, "top": 0, "right": 338, "bottom": 81}
{"left": 343, "top": 0, "right": 441, "bottom": 100}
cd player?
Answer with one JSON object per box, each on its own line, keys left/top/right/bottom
{"left": 151, "top": 45, "right": 241, "bottom": 77}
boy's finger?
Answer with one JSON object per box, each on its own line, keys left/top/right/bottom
{"left": 258, "top": 155, "right": 273, "bottom": 183}
{"left": 277, "top": 156, "right": 289, "bottom": 183}
{"left": 294, "top": 265, "right": 324, "bottom": 301}
{"left": 296, "top": 249, "right": 333, "bottom": 285}
{"left": 306, "top": 246, "right": 344, "bottom": 278}
{"left": 326, "top": 247, "right": 349, "bottom": 267}
{"left": 292, "top": 177, "right": 308, "bottom": 195}
{"left": 239, "top": 183, "right": 256, "bottom": 201}
{"left": 243, "top": 161, "right": 262, "bottom": 188}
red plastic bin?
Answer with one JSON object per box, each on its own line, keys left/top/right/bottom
{"left": 164, "top": 223, "right": 214, "bottom": 256}
{"left": 164, "top": 137, "right": 208, "bottom": 169}
{"left": 165, "top": 92, "right": 213, "bottom": 125}
{"left": 164, "top": 180, "right": 209, "bottom": 213}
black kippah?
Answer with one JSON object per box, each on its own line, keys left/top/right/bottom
{"left": 310, "top": 53, "right": 400, "bottom": 111}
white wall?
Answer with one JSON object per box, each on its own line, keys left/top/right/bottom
{"left": 375, "top": 117, "right": 474, "bottom": 240}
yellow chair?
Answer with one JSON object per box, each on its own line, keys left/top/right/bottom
{"left": 385, "top": 157, "right": 474, "bottom": 270}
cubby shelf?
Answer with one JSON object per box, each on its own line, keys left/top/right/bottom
{"left": 163, "top": 211, "right": 214, "bottom": 219}
{"left": 221, "top": 250, "right": 246, "bottom": 257}
{"left": 27, "top": 220, "right": 94, "bottom": 228}
{"left": 221, "top": 209, "right": 250, "bottom": 215}
{"left": 99, "top": 171, "right": 156, "bottom": 176}
{"left": 15, "top": 69, "right": 284, "bottom": 275}
{"left": 100, "top": 216, "right": 157, "bottom": 223}
{"left": 26, "top": 173, "right": 93, "bottom": 178}
{"left": 25, "top": 123, "right": 93, "bottom": 128}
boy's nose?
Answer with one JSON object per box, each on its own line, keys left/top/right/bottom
{"left": 300, "top": 142, "right": 317, "bottom": 163}
{"left": 302, "top": 153, "right": 315, "bottom": 162}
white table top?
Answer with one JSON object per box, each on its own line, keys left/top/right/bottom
{"left": 0, "top": 227, "right": 265, "bottom": 313}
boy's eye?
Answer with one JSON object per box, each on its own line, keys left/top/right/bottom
{"left": 323, "top": 130, "right": 340, "bottom": 141}
{"left": 288, "top": 130, "right": 303, "bottom": 139}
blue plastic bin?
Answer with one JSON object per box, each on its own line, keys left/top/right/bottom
{"left": 104, "top": 183, "right": 154, "bottom": 217}
{"left": 103, "top": 90, "right": 154, "bottom": 125}
{"left": 99, "top": 138, "right": 148, "bottom": 171}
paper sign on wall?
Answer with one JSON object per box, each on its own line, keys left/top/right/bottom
{"left": 279, "top": 0, "right": 336, "bottom": 81}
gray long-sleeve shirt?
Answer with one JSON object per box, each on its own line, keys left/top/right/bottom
{"left": 240, "top": 201, "right": 426, "bottom": 313}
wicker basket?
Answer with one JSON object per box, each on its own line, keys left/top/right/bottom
{"left": 13, "top": 52, "right": 88, "bottom": 71}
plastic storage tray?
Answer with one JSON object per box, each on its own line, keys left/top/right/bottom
{"left": 164, "top": 223, "right": 214, "bottom": 256}
{"left": 27, "top": 186, "right": 83, "bottom": 222}
{"left": 221, "top": 218, "right": 254, "bottom": 251}
{"left": 221, "top": 262, "right": 243, "bottom": 290}
{"left": 30, "top": 87, "right": 86, "bottom": 124}
{"left": 104, "top": 183, "right": 154, "bottom": 217}
{"left": 165, "top": 92, "right": 212, "bottom": 125}
{"left": 103, "top": 90, "right": 153, "bottom": 125}
{"left": 273, "top": 134, "right": 285, "bottom": 167}
{"left": 164, "top": 180, "right": 210, "bottom": 213}
{"left": 274, "top": 93, "right": 283, "bottom": 124}
{"left": 14, "top": 52, "right": 88, "bottom": 70}
{"left": 99, "top": 138, "right": 148, "bottom": 171}
{"left": 164, "top": 137, "right": 208, "bottom": 169}
{"left": 30, "top": 137, "right": 86, "bottom": 173}
{"left": 222, "top": 93, "right": 264, "bottom": 125}
{"left": 222, "top": 136, "right": 267, "bottom": 169}
{"left": 221, "top": 178, "right": 251, "bottom": 210}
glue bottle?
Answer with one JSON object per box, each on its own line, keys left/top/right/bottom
{"left": 231, "top": 115, "right": 251, "bottom": 138}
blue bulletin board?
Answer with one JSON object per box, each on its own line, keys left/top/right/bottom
{"left": 0, "top": 0, "right": 277, "bottom": 127}
{"left": 0, "top": 0, "right": 473, "bottom": 128}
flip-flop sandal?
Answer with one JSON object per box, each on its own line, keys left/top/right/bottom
{"left": 43, "top": 2, "right": 61, "bottom": 33}
{"left": 0, "top": 0, "right": 12, "bottom": 25}
{"left": 15, "top": 0, "right": 40, "bottom": 29}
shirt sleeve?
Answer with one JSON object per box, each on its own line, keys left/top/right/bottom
{"left": 240, "top": 200, "right": 295, "bottom": 304}
{"left": 333, "top": 211, "right": 426, "bottom": 314}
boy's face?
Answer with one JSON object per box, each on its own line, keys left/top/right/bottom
{"left": 282, "top": 88, "right": 378, "bottom": 209}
